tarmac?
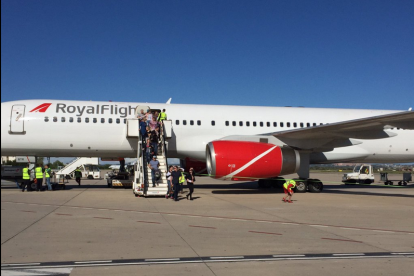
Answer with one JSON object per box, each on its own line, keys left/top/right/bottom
{"left": 1, "top": 172, "right": 413, "bottom": 276}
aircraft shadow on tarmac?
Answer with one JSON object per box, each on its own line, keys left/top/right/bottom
{"left": 199, "top": 182, "right": 414, "bottom": 198}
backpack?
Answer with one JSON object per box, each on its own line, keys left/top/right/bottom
{"left": 155, "top": 170, "right": 161, "bottom": 180}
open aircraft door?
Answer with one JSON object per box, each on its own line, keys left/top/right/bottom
{"left": 135, "top": 105, "right": 150, "bottom": 117}
{"left": 9, "top": 105, "right": 26, "bottom": 134}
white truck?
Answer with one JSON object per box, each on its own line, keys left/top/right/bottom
{"left": 342, "top": 164, "right": 375, "bottom": 184}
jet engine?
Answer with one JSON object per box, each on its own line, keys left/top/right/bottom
{"left": 206, "top": 140, "right": 300, "bottom": 181}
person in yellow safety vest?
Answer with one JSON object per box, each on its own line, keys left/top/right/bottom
{"left": 74, "top": 168, "right": 82, "bottom": 186}
{"left": 44, "top": 164, "right": 53, "bottom": 191}
{"left": 179, "top": 168, "right": 186, "bottom": 194}
{"left": 282, "top": 179, "right": 296, "bottom": 203}
{"left": 157, "top": 109, "right": 167, "bottom": 122}
{"left": 34, "top": 164, "right": 45, "bottom": 192}
{"left": 21, "top": 163, "right": 31, "bottom": 192}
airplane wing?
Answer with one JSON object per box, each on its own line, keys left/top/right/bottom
{"left": 267, "top": 110, "right": 414, "bottom": 151}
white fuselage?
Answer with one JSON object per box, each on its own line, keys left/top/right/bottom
{"left": 1, "top": 100, "right": 413, "bottom": 164}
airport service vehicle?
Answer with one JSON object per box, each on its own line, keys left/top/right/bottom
{"left": 1, "top": 100, "right": 414, "bottom": 196}
{"left": 1, "top": 165, "right": 24, "bottom": 180}
{"left": 380, "top": 171, "right": 412, "bottom": 186}
{"left": 55, "top": 157, "right": 100, "bottom": 180}
{"left": 342, "top": 164, "right": 375, "bottom": 184}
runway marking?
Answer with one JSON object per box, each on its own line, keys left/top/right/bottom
{"left": 273, "top": 255, "right": 305, "bottom": 257}
{"left": 373, "top": 230, "right": 393, "bottom": 233}
{"left": 93, "top": 217, "right": 113, "bottom": 220}
{"left": 21, "top": 210, "right": 36, "bottom": 213}
{"left": 210, "top": 256, "right": 244, "bottom": 259}
{"left": 145, "top": 258, "right": 180, "bottom": 261}
{"left": 56, "top": 213, "right": 73, "bottom": 216}
{"left": 2, "top": 201, "right": 414, "bottom": 235}
{"left": 1, "top": 263, "right": 41, "bottom": 267}
{"left": 75, "top": 260, "right": 113, "bottom": 264}
{"left": 189, "top": 225, "right": 216, "bottom": 229}
{"left": 249, "top": 231, "right": 282, "bottom": 235}
{"left": 321, "top": 238, "right": 362, "bottom": 243}
{"left": 391, "top": 252, "right": 414, "bottom": 255}
{"left": 137, "top": 221, "right": 161, "bottom": 224}
{"left": 333, "top": 253, "right": 365, "bottom": 256}
{"left": 2, "top": 252, "right": 413, "bottom": 270}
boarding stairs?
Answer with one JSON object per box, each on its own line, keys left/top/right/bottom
{"left": 130, "top": 117, "right": 172, "bottom": 197}
{"left": 55, "top": 157, "right": 99, "bottom": 178}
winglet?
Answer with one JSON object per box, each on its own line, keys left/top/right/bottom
{"left": 166, "top": 98, "right": 172, "bottom": 104}
{"left": 409, "top": 107, "right": 412, "bottom": 111}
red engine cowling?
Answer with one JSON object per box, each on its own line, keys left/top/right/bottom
{"left": 206, "top": 141, "right": 299, "bottom": 181}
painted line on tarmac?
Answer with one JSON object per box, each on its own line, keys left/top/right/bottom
{"left": 3, "top": 252, "right": 413, "bottom": 270}
{"left": 136, "top": 220, "right": 161, "bottom": 224}
{"left": 321, "top": 238, "right": 363, "bottom": 243}
{"left": 189, "top": 225, "right": 216, "bottom": 229}
{"left": 3, "top": 200, "right": 414, "bottom": 235}
{"left": 92, "top": 217, "right": 113, "bottom": 220}
{"left": 249, "top": 231, "right": 282, "bottom": 236}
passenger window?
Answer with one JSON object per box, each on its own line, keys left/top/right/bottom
{"left": 45, "top": 117, "right": 49, "bottom": 122}
{"left": 313, "top": 123, "right": 317, "bottom": 126}
{"left": 239, "top": 121, "right": 243, "bottom": 127}
{"left": 287, "top": 122, "right": 291, "bottom": 127}
{"left": 62, "top": 117, "right": 66, "bottom": 123}
{"left": 190, "top": 120, "right": 194, "bottom": 126}
{"left": 260, "top": 122, "right": 264, "bottom": 127}
{"left": 93, "top": 118, "right": 97, "bottom": 123}
{"left": 109, "top": 118, "right": 113, "bottom": 124}
{"left": 320, "top": 123, "right": 323, "bottom": 125}
{"left": 226, "top": 121, "right": 229, "bottom": 126}
{"left": 69, "top": 117, "right": 74, "bottom": 123}
{"left": 77, "top": 117, "right": 82, "bottom": 123}
{"left": 116, "top": 118, "right": 120, "bottom": 124}
{"left": 273, "top": 122, "right": 277, "bottom": 127}
{"left": 306, "top": 123, "right": 310, "bottom": 127}
{"left": 267, "top": 122, "right": 270, "bottom": 127}
{"left": 232, "top": 121, "right": 236, "bottom": 126}
{"left": 183, "top": 120, "right": 187, "bottom": 125}
{"left": 197, "top": 120, "right": 201, "bottom": 126}
{"left": 124, "top": 119, "right": 127, "bottom": 124}
{"left": 53, "top": 117, "right": 57, "bottom": 122}
{"left": 211, "top": 121, "right": 215, "bottom": 126}
{"left": 101, "top": 118, "right": 105, "bottom": 123}
{"left": 280, "top": 122, "right": 284, "bottom": 127}
{"left": 293, "top": 123, "right": 297, "bottom": 128}
{"left": 85, "top": 118, "right": 90, "bottom": 123}
{"left": 253, "top": 122, "right": 257, "bottom": 127}
{"left": 246, "top": 121, "right": 250, "bottom": 127}
{"left": 300, "top": 123, "right": 304, "bottom": 128}
{"left": 176, "top": 120, "right": 180, "bottom": 125}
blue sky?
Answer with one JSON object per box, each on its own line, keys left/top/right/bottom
{"left": 2, "top": 0, "right": 413, "bottom": 110}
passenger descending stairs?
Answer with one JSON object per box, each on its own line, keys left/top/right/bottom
{"left": 132, "top": 120, "right": 172, "bottom": 197}
{"left": 145, "top": 155, "right": 168, "bottom": 196}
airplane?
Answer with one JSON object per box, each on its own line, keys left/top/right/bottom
{"left": 1, "top": 99, "right": 413, "bottom": 193}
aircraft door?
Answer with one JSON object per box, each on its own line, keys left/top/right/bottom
{"left": 10, "top": 105, "right": 26, "bottom": 134}
{"left": 135, "top": 106, "right": 150, "bottom": 117}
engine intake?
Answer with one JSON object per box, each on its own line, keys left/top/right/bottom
{"left": 206, "top": 140, "right": 299, "bottom": 181}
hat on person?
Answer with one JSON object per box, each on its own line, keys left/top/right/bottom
{"left": 152, "top": 156, "right": 157, "bottom": 159}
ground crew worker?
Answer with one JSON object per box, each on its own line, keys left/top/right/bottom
{"left": 21, "top": 164, "right": 31, "bottom": 192}
{"left": 179, "top": 169, "right": 186, "bottom": 194}
{"left": 34, "top": 164, "right": 44, "bottom": 191}
{"left": 74, "top": 168, "right": 82, "bottom": 186}
{"left": 171, "top": 166, "right": 181, "bottom": 201}
{"left": 157, "top": 109, "right": 167, "bottom": 122}
{"left": 44, "top": 164, "right": 52, "bottom": 191}
{"left": 282, "top": 179, "right": 296, "bottom": 203}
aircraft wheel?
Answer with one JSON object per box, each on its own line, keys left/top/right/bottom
{"left": 295, "top": 180, "right": 307, "bottom": 193}
{"left": 384, "top": 182, "right": 388, "bottom": 185}
{"left": 389, "top": 181, "right": 394, "bottom": 185}
{"left": 398, "top": 181, "right": 402, "bottom": 186}
{"left": 308, "top": 179, "right": 323, "bottom": 193}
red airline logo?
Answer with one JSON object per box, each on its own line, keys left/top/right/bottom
{"left": 30, "top": 103, "right": 52, "bottom": 113}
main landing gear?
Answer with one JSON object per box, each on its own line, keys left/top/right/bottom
{"left": 258, "top": 178, "right": 324, "bottom": 193}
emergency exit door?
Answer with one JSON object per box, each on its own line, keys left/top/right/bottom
{"left": 10, "top": 105, "right": 26, "bottom": 134}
